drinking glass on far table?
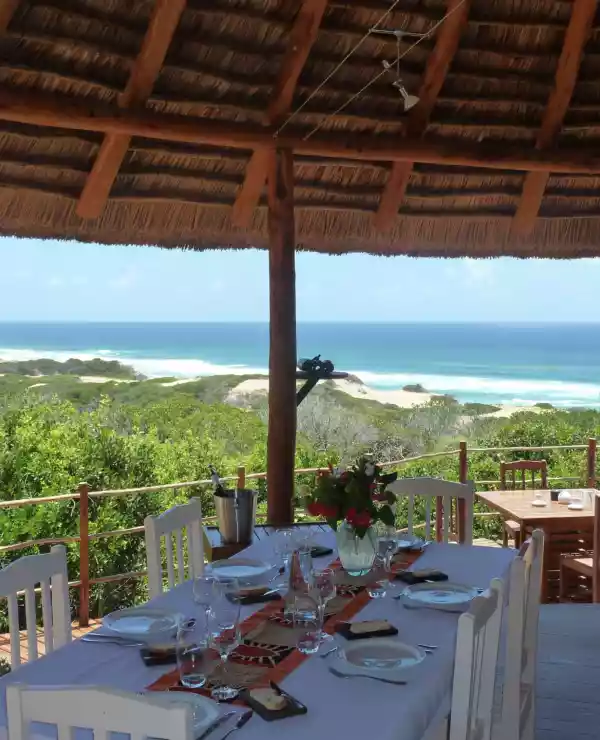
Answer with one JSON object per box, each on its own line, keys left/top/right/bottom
{"left": 367, "top": 553, "right": 393, "bottom": 599}
{"left": 208, "top": 597, "right": 241, "bottom": 701}
{"left": 176, "top": 619, "right": 217, "bottom": 689}
{"left": 312, "top": 568, "right": 337, "bottom": 643}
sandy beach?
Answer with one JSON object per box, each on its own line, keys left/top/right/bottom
{"left": 224, "top": 376, "right": 537, "bottom": 416}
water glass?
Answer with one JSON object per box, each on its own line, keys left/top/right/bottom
{"left": 208, "top": 599, "right": 241, "bottom": 701}
{"left": 274, "top": 528, "right": 296, "bottom": 570}
{"left": 366, "top": 554, "right": 392, "bottom": 599}
{"left": 176, "top": 620, "right": 216, "bottom": 689}
{"left": 312, "top": 568, "right": 336, "bottom": 642}
{"left": 293, "top": 596, "right": 320, "bottom": 655}
{"left": 298, "top": 546, "right": 314, "bottom": 584}
{"left": 192, "top": 573, "right": 218, "bottom": 615}
{"left": 213, "top": 576, "right": 240, "bottom": 602}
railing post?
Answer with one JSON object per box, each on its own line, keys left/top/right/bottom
{"left": 237, "top": 465, "right": 246, "bottom": 490}
{"left": 587, "top": 438, "right": 597, "bottom": 488}
{"left": 457, "top": 442, "right": 468, "bottom": 543}
{"left": 78, "top": 482, "right": 90, "bottom": 628}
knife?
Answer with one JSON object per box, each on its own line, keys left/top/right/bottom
{"left": 195, "top": 710, "right": 236, "bottom": 740}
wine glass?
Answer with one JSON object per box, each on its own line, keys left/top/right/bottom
{"left": 312, "top": 568, "right": 336, "bottom": 643}
{"left": 367, "top": 553, "right": 393, "bottom": 598}
{"left": 293, "top": 595, "right": 321, "bottom": 655}
{"left": 213, "top": 576, "right": 240, "bottom": 602}
{"left": 208, "top": 598, "right": 241, "bottom": 701}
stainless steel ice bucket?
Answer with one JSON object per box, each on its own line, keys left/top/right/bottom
{"left": 213, "top": 488, "right": 257, "bottom": 545}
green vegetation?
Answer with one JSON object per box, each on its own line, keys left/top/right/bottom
{"left": 0, "top": 358, "right": 597, "bottom": 626}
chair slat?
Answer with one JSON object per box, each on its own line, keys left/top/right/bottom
{"left": 424, "top": 498, "right": 432, "bottom": 541}
{"left": 40, "top": 580, "right": 53, "bottom": 653}
{"left": 174, "top": 529, "right": 185, "bottom": 583}
{"left": 407, "top": 494, "right": 414, "bottom": 536}
{"left": 165, "top": 535, "right": 176, "bottom": 590}
{"left": 7, "top": 594, "right": 20, "bottom": 666}
{"left": 24, "top": 587, "right": 38, "bottom": 662}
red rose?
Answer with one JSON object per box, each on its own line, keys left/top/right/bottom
{"left": 308, "top": 501, "right": 337, "bottom": 518}
{"left": 371, "top": 491, "right": 387, "bottom": 502}
{"left": 346, "top": 508, "right": 372, "bottom": 528}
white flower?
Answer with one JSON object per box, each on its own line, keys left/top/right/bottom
{"left": 364, "top": 463, "right": 375, "bottom": 477}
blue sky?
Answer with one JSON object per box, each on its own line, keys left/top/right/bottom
{"left": 1, "top": 236, "right": 599, "bottom": 322}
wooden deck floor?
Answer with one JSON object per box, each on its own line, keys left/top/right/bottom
{"left": 0, "top": 620, "right": 101, "bottom": 666}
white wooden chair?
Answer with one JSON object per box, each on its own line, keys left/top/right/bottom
{"left": 449, "top": 577, "right": 505, "bottom": 740}
{"left": 386, "top": 477, "right": 475, "bottom": 545}
{"left": 0, "top": 544, "right": 71, "bottom": 668}
{"left": 498, "top": 529, "right": 544, "bottom": 740}
{"left": 145, "top": 498, "right": 204, "bottom": 598}
{"left": 7, "top": 685, "right": 194, "bottom": 740}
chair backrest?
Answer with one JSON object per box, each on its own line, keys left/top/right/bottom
{"left": 0, "top": 545, "right": 71, "bottom": 668}
{"left": 500, "top": 529, "right": 544, "bottom": 740}
{"left": 7, "top": 685, "right": 194, "bottom": 740}
{"left": 500, "top": 459, "right": 548, "bottom": 490}
{"left": 594, "top": 492, "right": 600, "bottom": 603}
{"left": 385, "top": 477, "right": 475, "bottom": 545}
{"left": 144, "top": 498, "right": 204, "bottom": 598}
{"left": 449, "top": 578, "right": 505, "bottom": 740}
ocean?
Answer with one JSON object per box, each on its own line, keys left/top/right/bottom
{"left": 0, "top": 321, "right": 599, "bottom": 408}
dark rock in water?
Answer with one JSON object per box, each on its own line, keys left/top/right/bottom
{"left": 403, "top": 383, "right": 428, "bottom": 393}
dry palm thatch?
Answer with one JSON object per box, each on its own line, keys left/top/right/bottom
{"left": 0, "top": 0, "right": 599, "bottom": 256}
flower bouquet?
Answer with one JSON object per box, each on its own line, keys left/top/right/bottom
{"left": 305, "top": 457, "right": 398, "bottom": 574}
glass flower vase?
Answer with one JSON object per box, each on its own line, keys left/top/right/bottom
{"left": 336, "top": 520, "right": 376, "bottom": 576}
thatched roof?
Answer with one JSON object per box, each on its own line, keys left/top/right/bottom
{"left": 1, "top": 0, "right": 600, "bottom": 257}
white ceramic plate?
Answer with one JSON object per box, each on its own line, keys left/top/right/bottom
{"left": 401, "top": 582, "right": 479, "bottom": 612}
{"left": 211, "top": 558, "right": 272, "bottom": 582}
{"left": 103, "top": 607, "right": 182, "bottom": 641}
{"left": 142, "top": 691, "right": 220, "bottom": 734}
{"left": 341, "top": 639, "right": 425, "bottom": 672}
{"left": 395, "top": 535, "right": 424, "bottom": 550}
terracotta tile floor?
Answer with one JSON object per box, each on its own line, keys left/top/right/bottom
{"left": 0, "top": 619, "right": 102, "bottom": 667}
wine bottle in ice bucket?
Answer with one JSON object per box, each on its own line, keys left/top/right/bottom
{"left": 209, "top": 464, "right": 225, "bottom": 496}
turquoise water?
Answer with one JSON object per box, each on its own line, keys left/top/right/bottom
{"left": 0, "top": 321, "right": 599, "bottom": 408}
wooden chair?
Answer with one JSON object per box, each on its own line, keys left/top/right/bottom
{"left": 385, "top": 477, "right": 474, "bottom": 545}
{"left": 500, "top": 460, "right": 548, "bottom": 548}
{"left": 7, "top": 685, "right": 194, "bottom": 740}
{"left": 447, "top": 578, "right": 504, "bottom": 740}
{"left": 498, "top": 529, "right": 544, "bottom": 740}
{"left": 559, "top": 491, "right": 600, "bottom": 603}
{"left": 145, "top": 498, "right": 204, "bottom": 598}
{"left": 0, "top": 545, "right": 71, "bottom": 668}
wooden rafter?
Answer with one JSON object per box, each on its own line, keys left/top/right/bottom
{"left": 76, "top": 0, "right": 186, "bottom": 219}
{"left": 0, "top": 0, "right": 18, "bottom": 31}
{"left": 374, "top": 0, "right": 470, "bottom": 231}
{"left": 3, "top": 90, "right": 600, "bottom": 175}
{"left": 231, "top": 0, "right": 329, "bottom": 228}
{"left": 511, "top": 0, "right": 598, "bottom": 238}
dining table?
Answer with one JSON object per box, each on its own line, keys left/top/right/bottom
{"left": 476, "top": 488, "right": 597, "bottom": 602}
{"left": 0, "top": 527, "right": 514, "bottom": 740}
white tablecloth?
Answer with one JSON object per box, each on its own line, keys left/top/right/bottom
{"left": 0, "top": 532, "right": 514, "bottom": 740}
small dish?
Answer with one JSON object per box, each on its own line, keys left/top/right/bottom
{"left": 103, "top": 607, "right": 182, "bottom": 643}
{"left": 400, "top": 582, "right": 479, "bottom": 612}
{"left": 211, "top": 558, "right": 272, "bottom": 583}
{"left": 333, "top": 638, "right": 425, "bottom": 680}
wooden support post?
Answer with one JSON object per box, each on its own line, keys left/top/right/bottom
{"left": 266, "top": 148, "right": 297, "bottom": 526}
{"left": 457, "top": 441, "right": 468, "bottom": 543}
{"left": 78, "top": 482, "right": 90, "bottom": 627}
{"left": 237, "top": 465, "right": 246, "bottom": 491}
{"left": 587, "top": 438, "right": 597, "bottom": 488}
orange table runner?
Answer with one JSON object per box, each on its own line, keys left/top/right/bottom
{"left": 148, "top": 554, "right": 419, "bottom": 696}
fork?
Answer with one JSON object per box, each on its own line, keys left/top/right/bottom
{"left": 82, "top": 635, "right": 143, "bottom": 647}
{"left": 328, "top": 666, "right": 407, "bottom": 685}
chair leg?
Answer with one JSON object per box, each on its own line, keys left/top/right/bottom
{"left": 502, "top": 528, "right": 509, "bottom": 548}
{"left": 513, "top": 528, "right": 521, "bottom": 550}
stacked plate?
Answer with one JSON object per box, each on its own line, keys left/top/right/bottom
{"left": 102, "top": 607, "right": 183, "bottom": 643}
{"left": 399, "top": 582, "right": 480, "bottom": 612}
{"left": 332, "top": 639, "right": 426, "bottom": 681}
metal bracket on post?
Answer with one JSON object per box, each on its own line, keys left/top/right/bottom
{"left": 295, "top": 355, "right": 348, "bottom": 406}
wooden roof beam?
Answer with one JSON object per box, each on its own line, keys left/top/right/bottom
{"left": 511, "top": 0, "right": 598, "bottom": 238}
{"left": 76, "top": 0, "right": 186, "bottom": 219}
{"left": 232, "top": 0, "right": 329, "bottom": 228}
{"left": 0, "top": 0, "right": 19, "bottom": 31}
{"left": 374, "top": 0, "right": 471, "bottom": 232}
{"left": 3, "top": 90, "right": 600, "bottom": 174}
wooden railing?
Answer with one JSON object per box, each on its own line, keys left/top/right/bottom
{"left": 0, "top": 439, "right": 596, "bottom": 626}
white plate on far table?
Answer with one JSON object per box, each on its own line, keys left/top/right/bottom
{"left": 142, "top": 691, "right": 220, "bottom": 734}
{"left": 211, "top": 558, "right": 272, "bottom": 582}
{"left": 401, "top": 582, "right": 480, "bottom": 612}
{"left": 103, "top": 607, "right": 182, "bottom": 642}
{"left": 335, "top": 639, "right": 425, "bottom": 679}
